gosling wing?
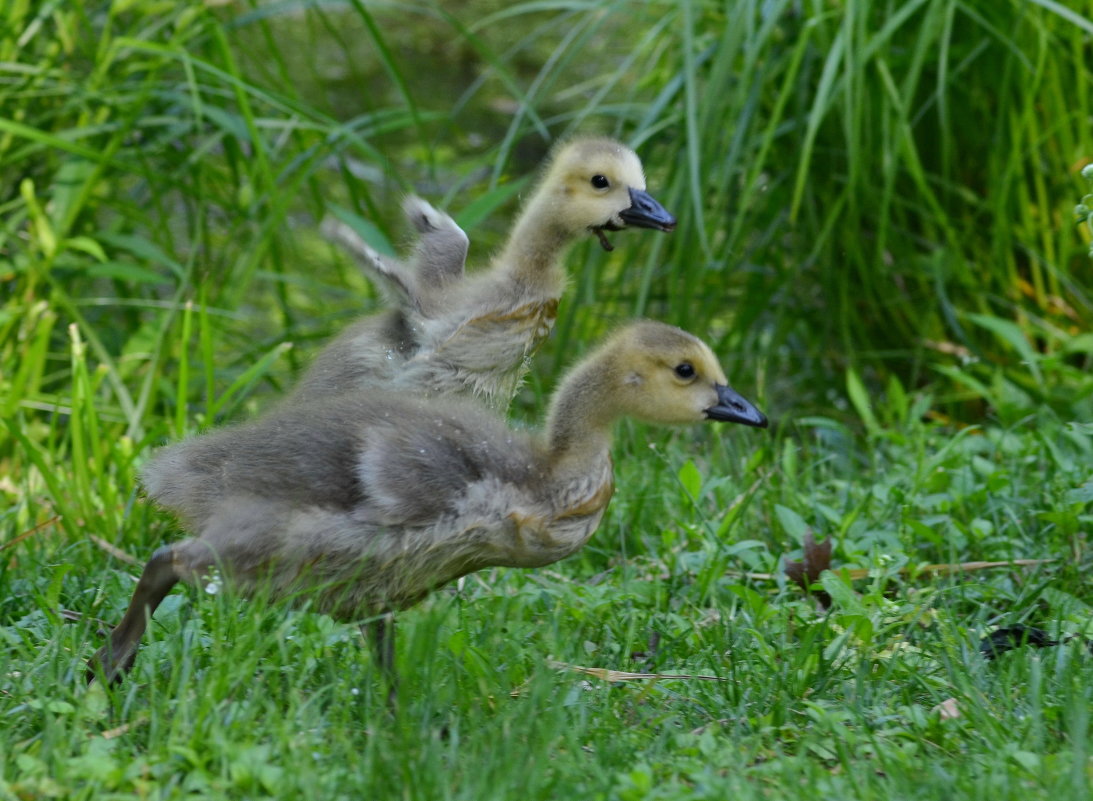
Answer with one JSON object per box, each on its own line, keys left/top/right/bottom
{"left": 350, "top": 402, "right": 544, "bottom": 527}
{"left": 142, "top": 400, "right": 367, "bottom": 526}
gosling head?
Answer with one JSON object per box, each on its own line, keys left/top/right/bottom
{"left": 600, "top": 321, "right": 768, "bottom": 429}
{"left": 540, "top": 137, "right": 676, "bottom": 251}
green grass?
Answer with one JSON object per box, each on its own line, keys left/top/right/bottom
{"left": 1, "top": 0, "right": 1091, "bottom": 798}
{"left": 3, "top": 413, "right": 1091, "bottom": 799}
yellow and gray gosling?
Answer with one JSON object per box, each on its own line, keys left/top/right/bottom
{"left": 295, "top": 137, "right": 676, "bottom": 410}
{"left": 87, "top": 321, "right": 762, "bottom": 696}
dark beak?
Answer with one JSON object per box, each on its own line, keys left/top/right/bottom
{"left": 705, "top": 384, "right": 768, "bottom": 428}
{"left": 618, "top": 187, "right": 676, "bottom": 232}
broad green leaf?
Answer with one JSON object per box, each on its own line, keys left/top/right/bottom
{"left": 966, "top": 312, "right": 1042, "bottom": 382}
{"left": 1065, "top": 481, "right": 1093, "bottom": 506}
{"left": 83, "top": 261, "right": 166, "bottom": 284}
{"left": 775, "top": 504, "right": 809, "bottom": 542}
{"left": 846, "top": 367, "right": 879, "bottom": 434}
{"left": 820, "top": 572, "right": 864, "bottom": 613}
{"left": 62, "top": 236, "right": 107, "bottom": 262}
{"left": 97, "top": 232, "right": 186, "bottom": 280}
{"left": 677, "top": 459, "right": 702, "bottom": 499}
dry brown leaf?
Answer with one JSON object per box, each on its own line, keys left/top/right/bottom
{"left": 933, "top": 698, "right": 961, "bottom": 720}
{"left": 783, "top": 531, "right": 833, "bottom": 608}
{"left": 99, "top": 715, "right": 149, "bottom": 740}
{"left": 783, "top": 531, "right": 832, "bottom": 587}
{"left": 922, "top": 339, "right": 973, "bottom": 358}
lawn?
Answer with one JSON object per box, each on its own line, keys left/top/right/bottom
{"left": 4, "top": 414, "right": 1091, "bottom": 799}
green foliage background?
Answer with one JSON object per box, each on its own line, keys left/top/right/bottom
{"left": 1, "top": 1, "right": 1091, "bottom": 799}
{"left": 4, "top": 0, "right": 1091, "bottom": 431}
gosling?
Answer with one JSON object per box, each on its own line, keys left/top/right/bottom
{"left": 87, "top": 321, "right": 764, "bottom": 692}
{"left": 295, "top": 137, "right": 676, "bottom": 409}
{"left": 322, "top": 195, "right": 468, "bottom": 319}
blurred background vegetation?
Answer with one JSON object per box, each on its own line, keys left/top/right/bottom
{"left": 1, "top": 0, "right": 1091, "bottom": 544}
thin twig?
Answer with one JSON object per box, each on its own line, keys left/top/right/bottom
{"left": 734, "top": 557, "right": 1058, "bottom": 582}
{"left": 88, "top": 534, "right": 142, "bottom": 566}
{"left": 548, "top": 660, "right": 724, "bottom": 682}
{"left": 0, "top": 515, "right": 61, "bottom": 551}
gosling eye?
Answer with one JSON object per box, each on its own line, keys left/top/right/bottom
{"left": 674, "top": 362, "right": 696, "bottom": 380}
{"left": 590, "top": 174, "right": 610, "bottom": 190}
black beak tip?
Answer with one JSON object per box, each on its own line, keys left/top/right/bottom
{"left": 706, "top": 384, "right": 768, "bottom": 429}
{"left": 705, "top": 408, "right": 769, "bottom": 428}
{"left": 647, "top": 214, "right": 677, "bottom": 233}
{"left": 619, "top": 187, "right": 676, "bottom": 232}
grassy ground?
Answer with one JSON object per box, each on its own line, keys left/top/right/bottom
{"left": 3, "top": 413, "right": 1091, "bottom": 799}
{"left": 2, "top": 1, "right": 1091, "bottom": 799}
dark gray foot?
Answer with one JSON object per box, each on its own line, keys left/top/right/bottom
{"left": 87, "top": 545, "right": 180, "bottom": 685}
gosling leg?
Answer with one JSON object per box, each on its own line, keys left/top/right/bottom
{"left": 363, "top": 612, "right": 397, "bottom": 707}
{"left": 87, "top": 545, "right": 180, "bottom": 685}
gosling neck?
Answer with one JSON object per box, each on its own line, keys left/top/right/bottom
{"left": 544, "top": 356, "right": 617, "bottom": 473}
{"left": 494, "top": 191, "right": 575, "bottom": 291}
